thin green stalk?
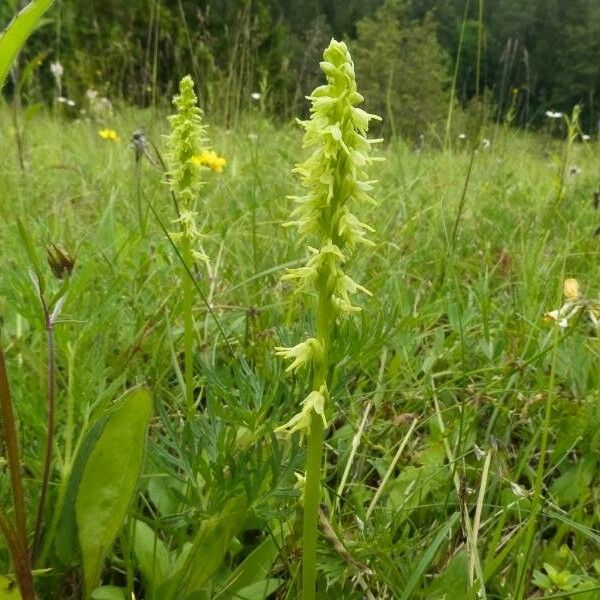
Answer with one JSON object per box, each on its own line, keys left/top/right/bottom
{"left": 182, "top": 233, "right": 195, "bottom": 414}
{"left": 450, "top": 146, "right": 477, "bottom": 247}
{"left": 303, "top": 412, "right": 325, "bottom": 600}
{"left": 444, "top": 0, "right": 471, "bottom": 149}
{"left": 513, "top": 326, "right": 559, "bottom": 599}
{"left": 31, "top": 297, "right": 57, "bottom": 562}
{"left": 365, "top": 417, "right": 418, "bottom": 522}
{"left": 135, "top": 159, "right": 146, "bottom": 237}
{"left": 476, "top": 0, "right": 484, "bottom": 100}
{"left": 141, "top": 186, "right": 237, "bottom": 359}
{"left": 64, "top": 342, "right": 75, "bottom": 468}
{"left": 303, "top": 285, "right": 334, "bottom": 598}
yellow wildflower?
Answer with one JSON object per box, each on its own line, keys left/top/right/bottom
{"left": 190, "top": 151, "right": 226, "bottom": 173}
{"left": 98, "top": 128, "right": 120, "bottom": 141}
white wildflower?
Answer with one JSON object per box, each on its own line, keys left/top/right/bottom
{"left": 50, "top": 60, "right": 63, "bottom": 81}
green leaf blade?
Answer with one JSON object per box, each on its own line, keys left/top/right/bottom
{"left": 75, "top": 388, "right": 153, "bottom": 598}
{"left": 0, "top": 0, "right": 55, "bottom": 89}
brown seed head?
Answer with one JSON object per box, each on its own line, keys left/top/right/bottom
{"left": 46, "top": 243, "right": 76, "bottom": 279}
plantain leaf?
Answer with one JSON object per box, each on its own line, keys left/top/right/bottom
{"left": 0, "top": 0, "right": 54, "bottom": 89}
{"left": 54, "top": 412, "right": 110, "bottom": 565}
{"left": 89, "top": 586, "right": 126, "bottom": 600}
{"left": 160, "top": 495, "right": 248, "bottom": 598}
{"left": 215, "top": 536, "right": 279, "bottom": 599}
{"left": 132, "top": 520, "right": 172, "bottom": 597}
{"left": 76, "top": 388, "right": 153, "bottom": 598}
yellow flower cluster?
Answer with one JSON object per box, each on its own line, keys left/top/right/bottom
{"left": 190, "top": 151, "right": 226, "bottom": 173}
{"left": 98, "top": 128, "right": 120, "bottom": 141}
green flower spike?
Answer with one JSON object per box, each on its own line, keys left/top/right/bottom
{"left": 165, "top": 75, "right": 211, "bottom": 415}
{"left": 276, "top": 39, "right": 382, "bottom": 599}
{"left": 278, "top": 39, "right": 381, "bottom": 431}
{"left": 166, "top": 75, "right": 208, "bottom": 211}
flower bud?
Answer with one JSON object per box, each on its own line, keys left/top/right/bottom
{"left": 46, "top": 243, "right": 75, "bottom": 279}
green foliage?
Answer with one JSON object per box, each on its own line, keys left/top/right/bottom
{"left": 160, "top": 495, "right": 248, "bottom": 598}
{"left": 3, "top": 70, "right": 600, "bottom": 599}
{"left": 76, "top": 388, "right": 153, "bottom": 597}
{"left": 0, "top": 576, "right": 21, "bottom": 600}
{"left": 131, "top": 520, "right": 171, "bottom": 595}
{"left": 353, "top": 0, "right": 450, "bottom": 140}
{"left": 0, "top": 0, "right": 53, "bottom": 89}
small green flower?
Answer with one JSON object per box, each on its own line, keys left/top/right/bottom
{"left": 275, "top": 338, "right": 323, "bottom": 373}
{"left": 275, "top": 386, "right": 328, "bottom": 438}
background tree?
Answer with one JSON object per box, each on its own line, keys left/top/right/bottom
{"left": 353, "top": 0, "right": 450, "bottom": 140}
{"left": 3, "top": 0, "right": 600, "bottom": 132}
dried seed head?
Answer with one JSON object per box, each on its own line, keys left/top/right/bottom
{"left": 131, "top": 129, "right": 148, "bottom": 162}
{"left": 46, "top": 243, "right": 75, "bottom": 279}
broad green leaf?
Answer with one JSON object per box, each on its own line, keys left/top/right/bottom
{"left": 76, "top": 388, "right": 153, "bottom": 598}
{"left": 162, "top": 495, "right": 248, "bottom": 597}
{"left": 90, "top": 586, "right": 126, "bottom": 600}
{"left": 0, "top": 576, "right": 21, "bottom": 600}
{"left": 132, "top": 520, "right": 172, "bottom": 596}
{"left": 215, "top": 536, "right": 279, "bottom": 599}
{"left": 55, "top": 414, "right": 110, "bottom": 565}
{"left": 236, "top": 579, "right": 282, "bottom": 600}
{"left": 0, "top": 0, "right": 54, "bottom": 89}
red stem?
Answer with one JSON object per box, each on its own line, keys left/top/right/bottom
{"left": 0, "top": 338, "right": 35, "bottom": 599}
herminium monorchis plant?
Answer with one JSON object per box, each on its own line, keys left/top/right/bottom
{"left": 165, "top": 75, "right": 223, "bottom": 414}
{"left": 276, "top": 39, "right": 381, "bottom": 599}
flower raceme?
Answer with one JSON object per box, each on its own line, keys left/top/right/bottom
{"left": 165, "top": 75, "right": 208, "bottom": 210}
{"left": 277, "top": 39, "right": 382, "bottom": 437}
{"left": 276, "top": 39, "right": 381, "bottom": 599}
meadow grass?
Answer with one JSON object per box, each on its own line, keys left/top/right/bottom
{"left": 1, "top": 103, "right": 600, "bottom": 598}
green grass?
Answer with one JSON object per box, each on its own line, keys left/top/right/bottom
{"left": 1, "top": 104, "right": 600, "bottom": 599}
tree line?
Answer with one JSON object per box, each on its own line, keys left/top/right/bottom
{"left": 2, "top": 0, "right": 599, "bottom": 135}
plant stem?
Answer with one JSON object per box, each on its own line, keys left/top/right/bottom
{"left": 302, "top": 411, "right": 325, "bottom": 600}
{"left": 451, "top": 146, "right": 477, "bottom": 247}
{"left": 31, "top": 302, "right": 56, "bottom": 562}
{"left": 513, "top": 327, "right": 559, "bottom": 598}
{"left": 0, "top": 336, "right": 35, "bottom": 599}
{"left": 182, "top": 232, "right": 195, "bottom": 415}
{"left": 135, "top": 160, "right": 146, "bottom": 237}
{"left": 444, "top": 0, "right": 471, "bottom": 149}
{"left": 302, "top": 274, "right": 334, "bottom": 599}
